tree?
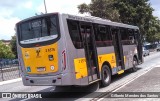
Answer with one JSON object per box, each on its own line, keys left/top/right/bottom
{"left": 0, "top": 41, "right": 15, "bottom": 59}
{"left": 78, "top": 0, "right": 120, "bottom": 21}
{"left": 114, "top": 0, "right": 154, "bottom": 40}
{"left": 146, "top": 17, "right": 160, "bottom": 43}
{"left": 0, "top": 41, "right": 6, "bottom": 58}
{"left": 10, "top": 35, "right": 17, "bottom": 58}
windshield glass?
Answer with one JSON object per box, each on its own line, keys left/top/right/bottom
{"left": 19, "top": 15, "right": 59, "bottom": 44}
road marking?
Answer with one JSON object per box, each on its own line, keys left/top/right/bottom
{"left": 96, "top": 67, "right": 154, "bottom": 101}
{"left": 0, "top": 78, "right": 22, "bottom": 86}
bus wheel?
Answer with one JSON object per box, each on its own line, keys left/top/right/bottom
{"left": 130, "top": 57, "right": 138, "bottom": 72}
{"left": 101, "top": 65, "right": 111, "bottom": 87}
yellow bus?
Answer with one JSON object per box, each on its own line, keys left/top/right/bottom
{"left": 16, "top": 13, "right": 143, "bottom": 87}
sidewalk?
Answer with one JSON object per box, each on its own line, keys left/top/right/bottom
{"left": 117, "top": 67, "right": 160, "bottom": 92}
{"left": 104, "top": 66, "right": 160, "bottom": 101}
{"left": 0, "top": 78, "right": 21, "bottom": 86}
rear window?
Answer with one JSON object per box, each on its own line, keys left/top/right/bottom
{"left": 19, "top": 15, "right": 59, "bottom": 44}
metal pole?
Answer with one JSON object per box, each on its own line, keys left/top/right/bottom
{"left": 44, "top": 0, "right": 47, "bottom": 13}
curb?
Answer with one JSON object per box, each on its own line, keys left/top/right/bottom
{"left": 0, "top": 78, "right": 22, "bottom": 86}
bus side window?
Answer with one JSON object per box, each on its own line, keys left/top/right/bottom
{"left": 104, "top": 26, "right": 112, "bottom": 46}
{"left": 67, "top": 20, "right": 83, "bottom": 49}
{"left": 94, "top": 24, "right": 112, "bottom": 47}
{"left": 128, "top": 29, "right": 136, "bottom": 45}
{"left": 120, "top": 28, "right": 129, "bottom": 45}
{"left": 94, "top": 24, "right": 102, "bottom": 47}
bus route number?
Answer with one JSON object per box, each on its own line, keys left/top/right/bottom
{"left": 79, "top": 59, "right": 86, "bottom": 63}
{"left": 46, "top": 48, "right": 55, "bottom": 52}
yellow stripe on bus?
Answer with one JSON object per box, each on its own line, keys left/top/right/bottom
{"left": 74, "top": 53, "right": 118, "bottom": 79}
{"left": 97, "top": 53, "right": 117, "bottom": 71}
{"left": 74, "top": 58, "right": 88, "bottom": 79}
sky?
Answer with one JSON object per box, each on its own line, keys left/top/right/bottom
{"left": 0, "top": 0, "right": 159, "bottom": 40}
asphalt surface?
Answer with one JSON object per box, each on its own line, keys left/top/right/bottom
{"left": 102, "top": 67, "right": 160, "bottom": 101}
{"left": 0, "top": 51, "right": 160, "bottom": 101}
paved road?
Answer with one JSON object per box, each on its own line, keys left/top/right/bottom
{"left": 0, "top": 51, "right": 160, "bottom": 101}
{"left": 101, "top": 67, "right": 160, "bottom": 101}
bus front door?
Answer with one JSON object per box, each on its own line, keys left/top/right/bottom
{"left": 111, "top": 28, "right": 125, "bottom": 72}
{"left": 80, "top": 24, "right": 100, "bottom": 83}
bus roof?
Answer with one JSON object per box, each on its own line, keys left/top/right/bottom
{"left": 62, "top": 13, "right": 139, "bottom": 30}
{"left": 17, "top": 12, "right": 139, "bottom": 30}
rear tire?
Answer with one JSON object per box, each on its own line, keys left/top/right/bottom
{"left": 130, "top": 57, "right": 138, "bottom": 72}
{"left": 100, "top": 65, "right": 111, "bottom": 87}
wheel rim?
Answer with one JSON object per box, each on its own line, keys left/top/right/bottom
{"left": 103, "top": 68, "right": 109, "bottom": 82}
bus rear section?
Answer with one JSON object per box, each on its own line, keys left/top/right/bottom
{"left": 16, "top": 13, "right": 70, "bottom": 86}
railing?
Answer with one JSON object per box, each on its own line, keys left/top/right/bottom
{"left": 0, "top": 60, "right": 21, "bottom": 81}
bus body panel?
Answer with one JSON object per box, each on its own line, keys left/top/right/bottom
{"left": 61, "top": 15, "right": 83, "bottom": 85}
{"left": 122, "top": 45, "right": 137, "bottom": 70}
{"left": 59, "top": 14, "right": 76, "bottom": 85}
{"left": 21, "top": 43, "right": 58, "bottom": 74}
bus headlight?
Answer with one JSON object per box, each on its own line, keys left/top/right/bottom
{"left": 50, "top": 65, "right": 55, "bottom": 70}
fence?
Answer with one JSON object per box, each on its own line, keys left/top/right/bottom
{"left": 0, "top": 59, "right": 21, "bottom": 81}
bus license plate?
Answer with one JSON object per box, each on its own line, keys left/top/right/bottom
{"left": 37, "top": 67, "right": 45, "bottom": 72}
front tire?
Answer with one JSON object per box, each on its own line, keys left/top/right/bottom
{"left": 101, "top": 65, "right": 111, "bottom": 87}
{"left": 130, "top": 57, "right": 138, "bottom": 72}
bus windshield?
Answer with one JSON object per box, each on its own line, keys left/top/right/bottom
{"left": 19, "top": 15, "right": 59, "bottom": 44}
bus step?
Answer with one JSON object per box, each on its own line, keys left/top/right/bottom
{"left": 117, "top": 70, "right": 124, "bottom": 75}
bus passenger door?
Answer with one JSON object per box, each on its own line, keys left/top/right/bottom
{"left": 111, "top": 28, "right": 125, "bottom": 72}
{"left": 80, "top": 24, "right": 100, "bottom": 83}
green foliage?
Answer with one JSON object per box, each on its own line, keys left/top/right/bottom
{"left": 0, "top": 41, "right": 15, "bottom": 59}
{"left": 115, "top": 0, "right": 154, "bottom": 41}
{"left": 78, "top": 3, "right": 89, "bottom": 13}
{"left": 10, "top": 35, "right": 17, "bottom": 58}
{"left": 146, "top": 17, "right": 160, "bottom": 43}
{"left": 78, "top": 0, "right": 120, "bottom": 21}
